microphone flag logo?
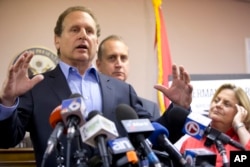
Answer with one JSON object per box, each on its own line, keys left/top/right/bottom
{"left": 182, "top": 112, "right": 211, "bottom": 140}
{"left": 185, "top": 121, "right": 200, "bottom": 136}
{"left": 121, "top": 119, "right": 154, "bottom": 133}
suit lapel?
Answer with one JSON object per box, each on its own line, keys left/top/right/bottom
{"left": 98, "top": 74, "right": 116, "bottom": 119}
{"left": 46, "top": 65, "right": 71, "bottom": 101}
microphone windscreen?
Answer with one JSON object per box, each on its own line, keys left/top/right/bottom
{"left": 87, "top": 110, "right": 101, "bottom": 121}
{"left": 49, "top": 105, "right": 62, "bottom": 128}
{"left": 148, "top": 122, "right": 169, "bottom": 146}
{"left": 115, "top": 104, "right": 138, "bottom": 121}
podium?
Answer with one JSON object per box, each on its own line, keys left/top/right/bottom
{"left": 0, "top": 133, "right": 36, "bottom": 167}
{"left": 0, "top": 148, "right": 36, "bottom": 167}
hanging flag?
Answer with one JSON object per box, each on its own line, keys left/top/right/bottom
{"left": 152, "top": 0, "right": 172, "bottom": 113}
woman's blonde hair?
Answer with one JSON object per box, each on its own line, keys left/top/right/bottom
{"left": 211, "top": 83, "right": 250, "bottom": 130}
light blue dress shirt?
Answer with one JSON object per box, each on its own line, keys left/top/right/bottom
{"left": 59, "top": 61, "right": 102, "bottom": 118}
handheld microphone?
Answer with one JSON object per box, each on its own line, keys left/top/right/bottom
{"left": 46, "top": 105, "right": 65, "bottom": 155}
{"left": 183, "top": 111, "right": 245, "bottom": 151}
{"left": 42, "top": 105, "right": 65, "bottom": 167}
{"left": 184, "top": 148, "right": 216, "bottom": 167}
{"left": 148, "top": 122, "right": 187, "bottom": 166}
{"left": 115, "top": 104, "right": 161, "bottom": 167}
{"left": 61, "top": 93, "right": 86, "bottom": 139}
{"left": 80, "top": 110, "right": 119, "bottom": 167}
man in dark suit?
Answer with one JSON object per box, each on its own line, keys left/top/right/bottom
{"left": 96, "top": 35, "right": 161, "bottom": 119}
{"left": 0, "top": 6, "right": 193, "bottom": 167}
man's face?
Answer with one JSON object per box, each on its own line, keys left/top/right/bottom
{"left": 96, "top": 40, "right": 129, "bottom": 81}
{"left": 54, "top": 11, "right": 99, "bottom": 66}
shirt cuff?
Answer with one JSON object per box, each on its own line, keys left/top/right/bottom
{"left": 0, "top": 98, "right": 19, "bottom": 121}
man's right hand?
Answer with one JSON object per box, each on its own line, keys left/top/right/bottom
{"left": 154, "top": 64, "right": 193, "bottom": 109}
{"left": 0, "top": 51, "right": 44, "bottom": 106}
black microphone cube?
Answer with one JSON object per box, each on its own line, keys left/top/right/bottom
{"left": 184, "top": 148, "right": 216, "bottom": 166}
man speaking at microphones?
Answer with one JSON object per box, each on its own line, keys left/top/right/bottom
{"left": 0, "top": 6, "right": 193, "bottom": 167}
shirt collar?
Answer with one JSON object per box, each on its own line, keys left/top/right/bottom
{"left": 59, "top": 60, "right": 100, "bottom": 82}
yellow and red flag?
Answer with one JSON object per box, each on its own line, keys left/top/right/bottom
{"left": 152, "top": 0, "right": 172, "bottom": 113}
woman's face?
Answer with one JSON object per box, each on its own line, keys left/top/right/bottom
{"left": 209, "top": 88, "right": 239, "bottom": 129}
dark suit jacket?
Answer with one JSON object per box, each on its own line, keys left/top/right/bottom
{"left": 139, "top": 97, "right": 160, "bottom": 119}
{"left": 0, "top": 65, "right": 184, "bottom": 166}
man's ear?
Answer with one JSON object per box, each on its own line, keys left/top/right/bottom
{"left": 96, "top": 59, "right": 100, "bottom": 69}
{"left": 96, "top": 39, "right": 99, "bottom": 53}
{"left": 54, "top": 35, "right": 60, "bottom": 50}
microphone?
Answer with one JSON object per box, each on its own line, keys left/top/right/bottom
{"left": 80, "top": 110, "right": 119, "bottom": 167}
{"left": 61, "top": 93, "right": 86, "bottom": 139}
{"left": 182, "top": 111, "right": 211, "bottom": 140}
{"left": 61, "top": 93, "right": 86, "bottom": 167}
{"left": 148, "top": 122, "right": 187, "bottom": 166}
{"left": 115, "top": 104, "right": 161, "bottom": 167}
{"left": 115, "top": 104, "right": 154, "bottom": 137}
{"left": 182, "top": 111, "right": 246, "bottom": 151}
{"left": 80, "top": 110, "right": 119, "bottom": 147}
{"left": 108, "top": 137, "right": 139, "bottom": 166}
{"left": 46, "top": 105, "right": 65, "bottom": 155}
{"left": 184, "top": 148, "right": 216, "bottom": 167}
{"left": 42, "top": 105, "right": 65, "bottom": 167}
{"left": 163, "top": 105, "right": 190, "bottom": 143}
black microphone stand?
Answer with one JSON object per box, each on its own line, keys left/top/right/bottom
{"left": 73, "top": 127, "right": 88, "bottom": 167}
{"left": 66, "top": 121, "right": 75, "bottom": 167}
{"left": 95, "top": 135, "right": 110, "bottom": 167}
{"left": 56, "top": 142, "right": 65, "bottom": 167}
{"left": 215, "top": 140, "right": 229, "bottom": 167}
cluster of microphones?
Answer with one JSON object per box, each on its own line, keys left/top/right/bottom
{"left": 41, "top": 93, "right": 246, "bottom": 167}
